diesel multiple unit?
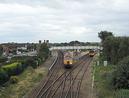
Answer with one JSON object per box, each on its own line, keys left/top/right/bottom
{"left": 63, "top": 50, "right": 80, "bottom": 69}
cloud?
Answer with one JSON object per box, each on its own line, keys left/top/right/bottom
{"left": 0, "top": 0, "right": 129, "bottom": 43}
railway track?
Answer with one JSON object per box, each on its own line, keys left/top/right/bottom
{"left": 51, "top": 55, "right": 92, "bottom": 98}
{"left": 28, "top": 51, "right": 93, "bottom": 98}
{"left": 27, "top": 51, "right": 64, "bottom": 98}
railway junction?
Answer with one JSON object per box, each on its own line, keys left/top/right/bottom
{"left": 27, "top": 50, "right": 94, "bottom": 98}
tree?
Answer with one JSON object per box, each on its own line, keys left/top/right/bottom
{"left": 24, "top": 57, "right": 37, "bottom": 68}
{"left": 98, "top": 31, "right": 114, "bottom": 43}
{"left": 0, "top": 45, "right": 3, "bottom": 56}
{"left": 118, "top": 37, "right": 129, "bottom": 61}
{"left": 102, "top": 36, "right": 129, "bottom": 64}
{"left": 37, "top": 43, "right": 50, "bottom": 63}
{"left": 0, "top": 69, "right": 9, "bottom": 85}
{"left": 112, "top": 56, "right": 129, "bottom": 89}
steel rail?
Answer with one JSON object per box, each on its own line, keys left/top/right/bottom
{"left": 64, "top": 57, "right": 91, "bottom": 98}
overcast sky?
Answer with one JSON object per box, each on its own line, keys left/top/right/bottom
{"left": 0, "top": 0, "right": 129, "bottom": 43}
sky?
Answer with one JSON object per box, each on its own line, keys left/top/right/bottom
{"left": 0, "top": 0, "right": 129, "bottom": 43}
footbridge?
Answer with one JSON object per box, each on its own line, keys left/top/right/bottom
{"left": 49, "top": 46, "right": 102, "bottom": 50}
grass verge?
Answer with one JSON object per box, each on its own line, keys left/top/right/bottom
{"left": 0, "top": 66, "right": 47, "bottom": 98}
{"left": 93, "top": 54, "right": 115, "bottom": 98}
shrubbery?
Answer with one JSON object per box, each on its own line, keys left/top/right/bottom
{"left": 0, "top": 62, "right": 25, "bottom": 85}
{"left": 0, "top": 43, "right": 50, "bottom": 85}
{"left": 0, "top": 58, "right": 39, "bottom": 85}
{"left": 23, "top": 57, "right": 38, "bottom": 68}
{"left": 10, "top": 76, "right": 19, "bottom": 84}
{"left": 112, "top": 56, "right": 129, "bottom": 89}
{"left": 98, "top": 31, "right": 129, "bottom": 91}
{"left": 11, "top": 56, "right": 32, "bottom": 62}
{"left": 0, "top": 57, "right": 8, "bottom": 63}
{"left": 0, "top": 68, "right": 9, "bottom": 85}
{"left": 2, "top": 62, "right": 23, "bottom": 76}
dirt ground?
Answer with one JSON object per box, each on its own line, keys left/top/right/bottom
{"left": 79, "top": 64, "right": 95, "bottom": 98}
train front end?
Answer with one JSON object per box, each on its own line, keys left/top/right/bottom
{"left": 63, "top": 52, "right": 73, "bottom": 69}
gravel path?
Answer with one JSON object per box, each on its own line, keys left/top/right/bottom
{"left": 79, "top": 61, "right": 94, "bottom": 98}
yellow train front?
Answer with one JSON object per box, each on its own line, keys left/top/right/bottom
{"left": 63, "top": 58, "right": 73, "bottom": 69}
{"left": 63, "top": 51, "right": 80, "bottom": 69}
{"left": 63, "top": 51, "right": 74, "bottom": 69}
{"left": 89, "top": 50, "right": 95, "bottom": 57}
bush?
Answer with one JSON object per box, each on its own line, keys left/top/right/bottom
{"left": 11, "top": 56, "right": 31, "bottom": 62}
{"left": 0, "top": 57, "right": 8, "bottom": 63}
{"left": 24, "top": 58, "right": 37, "bottom": 69}
{"left": 10, "top": 76, "right": 18, "bottom": 84}
{"left": 114, "top": 89, "right": 129, "bottom": 98}
{"left": 0, "top": 62, "right": 24, "bottom": 85}
{"left": 2, "top": 62, "right": 23, "bottom": 76}
{"left": 0, "top": 59, "right": 38, "bottom": 85}
{"left": 38, "top": 58, "right": 42, "bottom": 65}
{"left": 0, "top": 68, "right": 9, "bottom": 85}
{"left": 112, "top": 56, "right": 129, "bottom": 89}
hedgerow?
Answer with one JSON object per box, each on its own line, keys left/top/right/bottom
{"left": 0, "top": 62, "right": 25, "bottom": 85}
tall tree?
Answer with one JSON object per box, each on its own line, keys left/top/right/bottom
{"left": 0, "top": 45, "right": 3, "bottom": 56}
{"left": 37, "top": 43, "right": 49, "bottom": 62}
{"left": 98, "top": 31, "right": 114, "bottom": 43}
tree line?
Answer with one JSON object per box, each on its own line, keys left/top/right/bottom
{"left": 50, "top": 41, "right": 100, "bottom": 46}
{"left": 99, "top": 31, "right": 129, "bottom": 89}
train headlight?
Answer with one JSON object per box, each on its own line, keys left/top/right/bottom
{"left": 70, "top": 62, "right": 72, "bottom": 64}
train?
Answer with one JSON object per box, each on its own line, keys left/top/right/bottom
{"left": 63, "top": 50, "right": 80, "bottom": 69}
{"left": 88, "top": 50, "right": 95, "bottom": 57}
{"left": 63, "top": 49, "right": 96, "bottom": 68}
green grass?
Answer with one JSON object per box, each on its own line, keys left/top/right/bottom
{"left": 0, "top": 66, "right": 47, "bottom": 98}
{"left": 92, "top": 54, "right": 114, "bottom": 98}
{"left": 114, "top": 89, "right": 129, "bottom": 98}
{"left": 94, "top": 65, "right": 115, "bottom": 98}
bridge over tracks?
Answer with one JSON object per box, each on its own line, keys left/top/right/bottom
{"left": 49, "top": 46, "right": 102, "bottom": 51}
